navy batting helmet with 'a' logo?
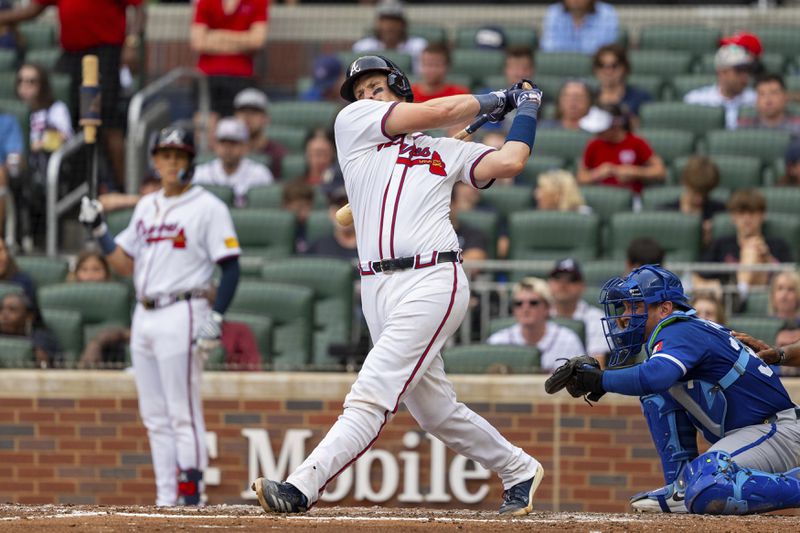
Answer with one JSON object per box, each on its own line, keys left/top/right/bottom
{"left": 339, "top": 55, "right": 414, "bottom": 103}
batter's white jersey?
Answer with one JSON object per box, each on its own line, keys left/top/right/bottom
{"left": 116, "top": 186, "right": 241, "bottom": 300}
{"left": 192, "top": 158, "right": 274, "bottom": 207}
{"left": 335, "top": 99, "right": 496, "bottom": 263}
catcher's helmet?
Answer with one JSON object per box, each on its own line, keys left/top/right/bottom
{"left": 599, "top": 265, "right": 691, "bottom": 368}
{"left": 339, "top": 55, "right": 413, "bottom": 103}
{"left": 150, "top": 126, "right": 196, "bottom": 182}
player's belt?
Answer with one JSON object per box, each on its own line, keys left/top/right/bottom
{"left": 360, "top": 250, "right": 462, "bottom": 275}
{"left": 139, "top": 290, "right": 206, "bottom": 310}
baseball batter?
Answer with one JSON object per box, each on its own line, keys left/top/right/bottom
{"left": 253, "top": 55, "right": 544, "bottom": 515}
{"left": 79, "top": 126, "right": 242, "bottom": 506}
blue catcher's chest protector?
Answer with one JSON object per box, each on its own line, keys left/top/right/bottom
{"left": 646, "top": 312, "right": 793, "bottom": 444}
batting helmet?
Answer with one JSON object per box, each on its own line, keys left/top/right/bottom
{"left": 339, "top": 55, "right": 414, "bottom": 103}
{"left": 599, "top": 265, "right": 691, "bottom": 368}
{"left": 150, "top": 126, "right": 196, "bottom": 182}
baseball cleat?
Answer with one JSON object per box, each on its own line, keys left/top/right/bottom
{"left": 630, "top": 483, "right": 688, "bottom": 513}
{"left": 252, "top": 478, "right": 308, "bottom": 514}
{"left": 499, "top": 464, "right": 545, "bottom": 516}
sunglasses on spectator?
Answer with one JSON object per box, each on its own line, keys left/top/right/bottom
{"left": 513, "top": 299, "right": 544, "bottom": 308}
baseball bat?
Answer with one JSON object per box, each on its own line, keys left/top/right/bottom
{"left": 79, "top": 55, "right": 102, "bottom": 199}
{"left": 334, "top": 82, "right": 533, "bottom": 227}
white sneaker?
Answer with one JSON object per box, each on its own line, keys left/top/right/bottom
{"left": 630, "top": 483, "right": 688, "bottom": 513}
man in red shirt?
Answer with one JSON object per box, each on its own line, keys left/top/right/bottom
{"left": 410, "top": 44, "right": 470, "bottom": 103}
{"left": 576, "top": 104, "right": 665, "bottom": 196}
{"left": 190, "top": 0, "right": 269, "bottom": 120}
{"left": 0, "top": 0, "right": 145, "bottom": 191}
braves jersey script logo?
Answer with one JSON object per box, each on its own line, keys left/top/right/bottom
{"left": 377, "top": 138, "right": 448, "bottom": 176}
{"left": 137, "top": 220, "right": 187, "bottom": 249}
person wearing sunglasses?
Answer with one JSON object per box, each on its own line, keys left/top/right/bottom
{"left": 487, "top": 277, "right": 585, "bottom": 371}
{"left": 592, "top": 44, "right": 652, "bottom": 119}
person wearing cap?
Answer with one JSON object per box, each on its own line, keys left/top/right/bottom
{"left": 540, "top": 0, "right": 618, "bottom": 54}
{"left": 352, "top": 1, "right": 427, "bottom": 73}
{"left": 576, "top": 103, "right": 665, "bottom": 196}
{"left": 487, "top": 277, "right": 585, "bottom": 371}
{"left": 738, "top": 74, "right": 800, "bottom": 138}
{"left": 301, "top": 55, "right": 345, "bottom": 103}
{"left": 411, "top": 43, "right": 469, "bottom": 103}
{"left": 779, "top": 140, "right": 800, "bottom": 187}
{"left": 192, "top": 117, "right": 274, "bottom": 208}
{"left": 233, "top": 88, "right": 288, "bottom": 180}
{"left": 547, "top": 258, "right": 608, "bottom": 365}
{"left": 684, "top": 44, "right": 757, "bottom": 130}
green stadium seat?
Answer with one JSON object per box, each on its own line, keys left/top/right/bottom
{"left": 533, "top": 129, "right": 591, "bottom": 160}
{"left": 626, "top": 74, "right": 664, "bottom": 100}
{"left": 580, "top": 186, "right": 632, "bottom": 224}
{"left": 307, "top": 210, "right": 334, "bottom": 244}
{"left": 20, "top": 23, "right": 57, "bottom": 50}
{"left": 516, "top": 155, "right": 566, "bottom": 186}
{"left": 221, "top": 312, "right": 273, "bottom": 367}
{"left": 609, "top": 212, "right": 701, "bottom": 261}
{"left": 51, "top": 73, "right": 71, "bottom": 104}
{"left": 672, "top": 155, "right": 763, "bottom": 190}
{"left": 106, "top": 208, "right": 134, "bottom": 237}
{"left": 480, "top": 74, "right": 507, "bottom": 92}
{"left": 727, "top": 316, "right": 783, "bottom": 346}
{"left": 25, "top": 48, "right": 61, "bottom": 70}
{"left": 711, "top": 212, "right": 800, "bottom": 261}
{"left": 509, "top": 211, "right": 599, "bottom": 261}
{"left": 0, "top": 99, "right": 29, "bottom": 148}
{"left": 526, "top": 75, "right": 575, "bottom": 106}
{"left": 197, "top": 184, "right": 234, "bottom": 206}
{"left": 0, "top": 71, "right": 15, "bottom": 99}
{"left": 758, "top": 187, "right": 800, "bottom": 215}
{"left": 229, "top": 280, "right": 314, "bottom": 369}
{"left": 40, "top": 308, "right": 83, "bottom": 364}
{"left": 231, "top": 208, "right": 296, "bottom": 259}
{"left": 455, "top": 25, "right": 536, "bottom": 49}
{"left": 670, "top": 74, "right": 717, "bottom": 100}
{"left": 639, "top": 26, "right": 721, "bottom": 54}
{"left": 0, "top": 49, "right": 16, "bottom": 71}
{"left": 0, "top": 281, "right": 24, "bottom": 300}
{"left": 457, "top": 209, "right": 498, "bottom": 258}
{"left": 581, "top": 259, "right": 625, "bottom": 287}
{"left": 451, "top": 49, "right": 505, "bottom": 84}
{"left": 639, "top": 102, "right": 724, "bottom": 136}
{"left": 39, "top": 282, "right": 131, "bottom": 325}
{"left": 752, "top": 26, "right": 800, "bottom": 57}
{"left": 266, "top": 124, "right": 307, "bottom": 153}
{"left": 0, "top": 336, "right": 34, "bottom": 368}
{"left": 443, "top": 344, "right": 540, "bottom": 374}
{"left": 629, "top": 50, "right": 695, "bottom": 77}
{"left": 479, "top": 185, "right": 533, "bottom": 218}
{"left": 409, "top": 25, "right": 447, "bottom": 45}
{"left": 269, "top": 101, "right": 339, "bottom": 130}
{"left": 15, "top": 256, "right": 69, "bottom": 289}
{"left": 551, "top": 316, "right": 587, "bottom": 348}
{"left": 536, "top": 52, "right": 592, "bottom": 78}
{"left": 488, "top": 316, "right": 516, "bottom": 336}
{"left": 706, "top": 130, "right": 791, "bottom": 166}
{"left": 338, "top": 51, "right": 412, "bottom": 75}
{"left": 246, "top": 184, "right": 283, "bottom": 209}
{"left": 642, "top": 185, "right": 729, "bottom": 211}
{"left": 696, "top": 52, "right": 786, "bottom": 76}
{"left": 638, "top": 128, "right": 696, "bottom": 164}
{"left": 740, "top": 290, "right": 769, "bottom": 317}
{"left": 281, "top": 154, "right": 306, "bottom": 181}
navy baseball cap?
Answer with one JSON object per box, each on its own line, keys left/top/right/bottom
{"left": 785, "top": 140, "right": 800, "bottom": 165}
{"left": 549, "top": 258, "right": 583, "bottom": 282}
{"left": 312, "top": 55, "right": 343, "bottom": 93}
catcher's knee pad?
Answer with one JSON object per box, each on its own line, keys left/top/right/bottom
{"left": 177, "top": 468, "right": 203, "bottom": 505}
{"left": 641, "top": 393, "right": 698, "bottom": 484}
{"left": 683, "top": 451, "right": 800, "bottom": 515}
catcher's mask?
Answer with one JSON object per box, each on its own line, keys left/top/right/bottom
{"left": 340, "top": 55, "right": 414, "bottom": 103}
{"left": 599, "top": 264, "right": 691, "bottom": 368}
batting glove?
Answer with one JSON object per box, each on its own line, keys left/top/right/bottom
{"left": 507, "top": 84, "right": 542, "bottom": 113}
{"left": 78, "top": 196, "right": 108, "bottom": 238}
{"left": 194, "top": 311, "right": 223, "bottom": 360}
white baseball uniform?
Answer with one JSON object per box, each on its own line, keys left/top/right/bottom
{"left": 192, "top": 158, "right": 274, "bottom": 207}
{"left": 286, "top": 99, "right": 541, "bottom": 505}
{"left": 115, "top": 185, "right": 241, "bottom": 506}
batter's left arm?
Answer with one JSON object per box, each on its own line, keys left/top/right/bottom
{"left": 384, "top": 95, "right": 483, "bottom": 137}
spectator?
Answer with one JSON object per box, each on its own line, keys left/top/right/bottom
{"left": 657, "top": 156, "right": 726, "bottom": 246}
{"left": 547, "top": 258, "right": 608, "bottom": 364}
{"left": 684, "top": 44, "right": 756, "bottom": 130}
{"left": 449, "top": 183, "right": 488, "bottom": 262}
{"left": 0, "top": 0, "right": 145, "bottom": 191}
{"left": 691, "top": 292, "right": 727, "bottom": 326}
{"left": 190, "top": 0, "right": 269, "bottom": 122}
{"left": 411, "top": 44, "right": 469, "bottom": 103}
{"left": 540, "top": 0, "right": 618, "bottom": 54}
{"left": 778, "top": 140, "right": 800, "bottom": 187}
{"left": 774, "top": 323, "right": 800, "bottom": 376}
{"left": 702, "top": 189, "right": 791, "bottom": 289}
{"left": 487, "top": 277, "right": 585, "bottom": 371}
{"left": 306, "top": 186, "right": 358, "bottom": 261}
{"left": 542, "top": 80, "right": 593, "bottom": 130}
{"left": 720, "top": 31, "right": 765, "bottom": 78}
{"left": 0, "top": 292, "right": 60, "bottom": 368}
{"left": 193, "top": 117, "right": 274, "bottom": 207}
{"left": 301, "top": 55, "right": 345, "bottom": 104}
{"left": 592, "top": 44, "right": 652, "bottom": 117}
{"left": 504, "top": 47, "right": 535, "bottom": 86}
{"left": 282, "top": 181, "right": 314, "bottom": 254}
{"left": 352, "top": 1, "right": 427, "bottom": 73}
{"left": 534, "top": 169, "right": 592, "bottom": 213}
{"left": 0, "top": 107, "right": 23, "bottom": 239}
{"left": 738, "top": 74, "right": 800, "bottom": 137}
{"left": 69, "top": 250, "right": 111, "bottom": 282}
{"left": 577, "top": 104, "right": 666, "bottom": 196}
{"left": 298, "top": 128, "right": 338, "bottom": 186}
{"left": 769, "top": 270, "right": 800, "bottom": 326}
{"left": 625, "top": 237, "right": 664, "bottom": 273}
{"left": 0, "top": 239, "right": 36, "bottom": 307}
{"left": 234, "top": 88, "right": 287, "bottom": 180}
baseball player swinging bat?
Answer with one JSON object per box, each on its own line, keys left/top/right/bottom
{"left": 335, "top": 81, "right": 534, "bottom": 227}
{"left": 79, "top": 55, "right": 102, "bottom": 199}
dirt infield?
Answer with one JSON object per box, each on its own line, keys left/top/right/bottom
{"left": 1, "top": 504, "right": 799, "bottom": 532}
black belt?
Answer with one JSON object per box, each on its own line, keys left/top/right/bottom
{"left": 765, "top": 407, "right": 800, "bottom": 424}
{"left": 140, "top": 291, "right": 201, "bottom": 310}
{"left": 370, "top": 251, "right": 461, "bottom": 274}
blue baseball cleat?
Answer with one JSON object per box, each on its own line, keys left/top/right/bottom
{"left": 499, "top": 464, "right": 545, "bottom": 516}
{"left": 252, "top": 478, "right": 308, "bottom": 514}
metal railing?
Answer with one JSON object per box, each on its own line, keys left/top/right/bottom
{"left": 45, "top": 132, "right": 87, "bottom": 257}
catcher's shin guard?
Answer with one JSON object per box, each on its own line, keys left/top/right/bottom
{"left": 641, "top": 393, "right": 698, "bottom": 484}
{"left": 683, "top": 451, "right": 800, "bottom": 515}
{"left": 177, "top": 468, "right": 203, "bottom": 505}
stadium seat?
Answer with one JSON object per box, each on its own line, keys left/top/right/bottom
{"left": 696, "top": 52, "right": 786, "bottom": 76}
{"left": 0, "top": 49, "right": 15, "bottom": 71}
{"left": 224, "top": 312, "right": 274, "bottom": 366}
{"left": 638, "top": 128, "right": 695, "bottom": 164}
{"left": 641, "top": 186, "right": 682, "bottom": 210}
{"left": 711, "top": 212, "right": 800, "bottom": 261}
{"left": 706, "top": 130, "right": 792, "bottom": 166}
{"left": 479, "top": 185, "right": 533, "bottom": 218}
{"left": 409, "top": 24, "right": 447, "bottom": 45}
{"left": 488, "top": 316, "right": 516, "bottom": 336}
{"left": 15, "top": 256, "right": 69, "bottom": 289}
{"left": 609, "top": 212, "right": 701, "bottom": 261}
{"left": 281, "top": 154, "right": 307, "bottom": 181}
{"left": 197, "top": 184, "right": 234, "bottom": 206}
{"left": 740, "top": 290, "right": 770, "bottom": 317}
{"left": 246, "top": 184, "right": 283, "bottom": 209}
{"left": 25, "top": 48, "right": 61, "bottom": 70}
{"left": 443, "top": 344, "right": 540, "bottom": 374}
{"left": 727, "top": 316, "right": 783, "bottom": 346}
{"left": 551, "top": 316, "right": 587, "bottom": 348}
{"left": 516, "top": 155, "right": 567, "bottom": 187}
{"left": 306, "top": 210, "right": 334, "bottom": 244}
{"left": 0, "top": 336, "right": 33, "bottom": 368}
{"left": 536, "top": 52, "right": 592, "bottom": 78}
{"left": 229, "top": 280, "right": 314, "bottom": 369}
{"left": 509, "top": 211, "right": 599, "bottom": 261}
{"left": 626, "top": 74, "right": 665, "bottom": 100}
{"left": 752, "top": 26, "right": 800, "bottom": 57}
{"left": 40, "top": 308, "right": 83, "bottom": 364}
{"left": 458, "top": 209, "right": 498, "bottom": 258}
{"left": 231, "top": 208, "right": 296, "bottom": 260}
{"left": 758, "top": 187, "right": 800, "bottom": 215}
{"left": 455, "top": 25, "right": 536, "bottom": 49}
{"left": 20, "top": 23, "right": 57, "bottom": 50}
{"left": 639, "top": 102, "right": 724, "bottom": 136}
{"left": 106, "top": 208, "right": 134, "bottom": 237}
{"left": 533, "top": 129, "right": 591, "bottom": 160}
{"left": 39, "top": 282, "right": 131, "bottom": 325}
{"left": 479, "top": 74, "right": 507, "bottom": 92}
{"left": 670, "top": 74, "right": 717, "bottom": 100}
{"left": 638, "top": 26, "right": 721, "bottom": 54}
{"left": 267, "top": 124, "right": 307, "bottom": 153}
{"left": 50, "top": 73, "right": 71, "bottom": 104}
{"left": 338, "top": 51, "right": 412, "bottom": 75}
{"left": 580, "top": 186, "right": 632, "bottom": 224}
{"left": 0, "top": 281, "right": 24, "bottom": 300}
{"left": 269, "top": 101, "right": 339, "bottom": 130}
{"left": 672, "top": 155, "right": 763, "bottom": 190}
{"left": 451, "top": 49, "right": 505, "bottom": 85}
{"left": 581, "top": 259, "right": 625, "bottom": 287}
{"left": 0, "top": 72, "right": 15, "bottom": 99}
{"left": 629, "top": 50, "right": 695, "bottom": 77}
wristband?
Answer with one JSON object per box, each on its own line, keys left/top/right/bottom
{"left": 474, "top": 92, "right": 504, "bottom": 116}
{"left": 97, "top": 230, "right": 117, "bottom": 256}
{"left": 506, "top": 113, "right": 538, "bottom": 151}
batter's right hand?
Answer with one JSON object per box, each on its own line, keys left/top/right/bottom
{"left": 507, "top": 84, "right": 542, "bottom": 112}
{"left": 79, "top": 196, "right": 108, "bottom": 237}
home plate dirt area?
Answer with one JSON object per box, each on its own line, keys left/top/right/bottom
{"left": 1, "top": 504, "right": 799, "bottom": 532}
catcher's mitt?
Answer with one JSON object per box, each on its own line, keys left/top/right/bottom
{"left": 545, "top": 355, "right": 601, "bottom": 398}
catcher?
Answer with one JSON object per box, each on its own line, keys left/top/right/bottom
{"left": 546, "top": 264, "right": 800, "bottom": 515}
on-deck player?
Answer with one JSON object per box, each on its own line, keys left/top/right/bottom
{"left": 79, "top": 126, "right": 242, "bottom": 506}
{"left": 253, "top": 55, "right": 544, "bottom": 515}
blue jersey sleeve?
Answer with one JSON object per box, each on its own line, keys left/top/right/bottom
{"left": 647, "top": 321, "right": 707, "bottom": 377}
{"left": 602, "top": 357, "right": 684, "bottom": 396}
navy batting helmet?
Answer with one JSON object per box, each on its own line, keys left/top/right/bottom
{"left": 599, "top": 265, "right": 691, "bottom": 368}
{"left": 339, "top": 55, "right": 413, "bottom": 103}
{"left": 150, "top": 126, "right": 196, "bottom": 182}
